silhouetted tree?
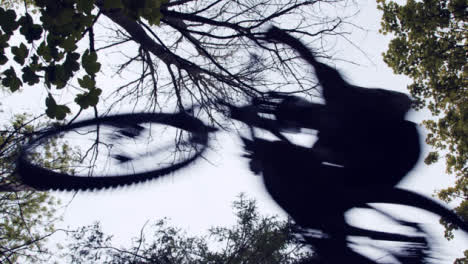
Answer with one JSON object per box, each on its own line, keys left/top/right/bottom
{"left": 0, "top": 0, "right": 351, "bottom": 122}
{"left": 60, "top": 194, "right": 313, "bottom": 264}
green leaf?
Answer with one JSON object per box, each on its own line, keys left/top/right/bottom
{"left": 0, "top": 8, "right": 19, "bottom": 34}
{"left": 45, "top": 95, "right": 57, "bottom": 117}
{"left": 29, "top": 24, "right": 43, "bottom": 41}
{"left": 0, "top": 33, "right": 10, "bottom": 49}
{"left": 54, "top": 105, "right": 71, "bottom": 120}
{"left": 22, "top": 66, "right": 40, "bottom": 85}
{"left": 45, "top": 95, "right": 71, "bottom": 120}
{"left": 60, "top": 37, "right": 78, "bottom": 52}
{"left": 11, "top": 43, "right": 29, "bottom": 65}
{"left": 44, "top": 65, "right": 55, "bottom": 87}
{"left": 424, "top": 151, "right": 439, "bottom": 165}
{"left": 41, "top": 63, "right": 71, "bottom": 89}
{"left": 78, "top": 75, "right": 96, "bottom": 89}
{"left": 43, "top": 64, "right": 69, "bottom": 88}
{"left": 54, "top": 65, "right": 68, "bottom": 88}
{"left": 142, "top": 0, "right": 165, "bottom": 26}
{"left": 46, "top": 34, "right": 64, "bottom": 61}
{"left": 74, "top": 88, "right": 102, "bottom": 109}
{"left": 63, "top": 52, "right": 80, "bottom": 76}
{"left": 82, "top": 50, "right": 101, "bottom": 76}
{"left": 37, "top": 42, "right": 52, "bottom": 62}
{"left": 2, "top": 67, "right": 22, "bottom": 92}
{"left": 19, "top": 14, "right": 43, "bottom": 43}
{"left": 0, "top": 53, "right": 7, "bottom": 65}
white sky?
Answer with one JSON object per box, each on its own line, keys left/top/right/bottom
{"left": 2, "top": 0, "right": 466, "bottom": 263}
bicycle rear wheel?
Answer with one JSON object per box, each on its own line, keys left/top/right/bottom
{"left": 348, "top": 187, "right": 468, "bottom": 234}
{"left": 338, "top": 187, "right": 468, "bottom": 263}
{"left": 17, "top": 112, "right": 215, "bottom": 191}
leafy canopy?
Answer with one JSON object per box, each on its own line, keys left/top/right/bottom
{"left": 0, "top": 0, "right": 167, "bottom": 119}
{"left": 378, "top": 0, "right": 467, "bottom": 175}
{"left": 378, "top": 0, "right": 467, "bottom": 262}
{"left": 0, "top": 113, "right": 78, "bottom": 262}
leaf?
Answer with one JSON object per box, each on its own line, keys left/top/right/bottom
{"left": 146, "top": 11, "right": 163, "bottom": 26}
{"left": 142, "top": 0, "right": 165, "bottom": 26}
{"left": 0, "top": 53, "right": 7, "bottom": 65}
{"left": 60, "top": 37, "right": 78, "bottom": 52}
{"left": 11, "top": 43, "right": 29, "bottom": 65}
{"left": 74, "top": 88, "right": 102, "bottom": 109}
{"left": 46, "top": 34, "right": 64, "bottom": 61}
{"left": 37, "top": 42, "right": 52, "bottom": 62}
{"left": 54, "top": 65, "right": 68, "bottom": 88}
{"left": 2, "top": 67, "right": 22, "bottom": 92}
{"left": 44, "top": 65, "right": 56, "bottom": 87}
{"left": 82, "top": 50, "right": 101, "bottom": 76}
{"left": 64, "top": 52, "right": 80, "bottom": 73}
{"left": 0, "top": 33, "right": 10, "bottom": 49}
{"left": 45, "top": 95, "right": 57, "bottom": 117}
{"left": 45, "top": 95, "right": 71, "bottom": 120}
{"left": 0, "top": 8, "right": 19, "bottom": 34}
{"left": 424, "top": 151, "right": 439, "bottom": 165}
{"left": 22, "top": 66, "right": 40, "bottom": 85}
{"left": 19, "top": 14, "right": 43, "bottom": 43}
{"left": 54, "top": 105, "right": 71, "bottom": 120}
{"left": 42, "top": 63, "right": 71, "bottom": 89}
{"left": 78, "top": 75, "right": 96, "bottom": 89}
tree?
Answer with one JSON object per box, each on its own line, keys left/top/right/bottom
{"left": 377, "top": 0, "right": 467, "bottom": 262}
{"left": 60, "top": 194, "right": 313, "bottom": 264}
{"left": 0, "top": 0, "right": 349, "bottom": 122}
{"left": 0, "top": 112, "right": 78, "bottom": 263}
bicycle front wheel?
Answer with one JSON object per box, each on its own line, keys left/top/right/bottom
{"left": 17, "top": 112, "right": 215, "bottom": 191}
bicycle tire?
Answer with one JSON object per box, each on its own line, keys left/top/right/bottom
{"left": 16, "top": 112, "right": 216, "bottom": 191}
{"left": 338, "top": 191, "right": 456, "bottom": 264}
{"left": 348, "top": 187, "right": 468, "bottom": 234}
{"left": 298, "top": 188, "right": 463, "bottom": 264}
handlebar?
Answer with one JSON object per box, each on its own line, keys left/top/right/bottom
{"left": 221, "top": 93, "right": 325, "bottom": 139}
{"left": 220, "top": 100, "right": 292, "bottom": 144}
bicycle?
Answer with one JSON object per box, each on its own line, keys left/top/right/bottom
{"left": 238, "top": 93, "right": 467, "bottom": 263}
{"left": 17, "top": 25, "right": 468, "bottom": 262}
{"left": 15, "top": 96, "right": 467, "bottom": 263}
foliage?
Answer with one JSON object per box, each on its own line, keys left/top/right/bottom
{"left": 0, "top": 113, "right": 78, "bottom": 262}
{"left": 60, "top": 194, "right": 312, "bottom": 264}
{"left": 0, "top": 0, "right": 348, "bottom": 121}
{"left": 454, "top": 250, "right": 468, "bottom": 264}
{"left": 377, "top": 0, "right": 467, "bottom": 261}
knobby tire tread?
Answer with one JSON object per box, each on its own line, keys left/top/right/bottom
{"left": 17, "top": 113, "right": 211, "bottom": 191}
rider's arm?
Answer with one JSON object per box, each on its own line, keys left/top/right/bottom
{"left": 266, "top": 27, "right": 352, "bottom": 104}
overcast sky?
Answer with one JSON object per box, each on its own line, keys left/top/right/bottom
{"left": 2, "top": 0, "right": 467, "bottom": 263}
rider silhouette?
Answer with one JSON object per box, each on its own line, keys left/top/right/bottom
{"left": 264, "top": 27, "right": 421, "bottom": 189}
{"left": 239, "top": 27, "right": 424, "bottom": 263}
